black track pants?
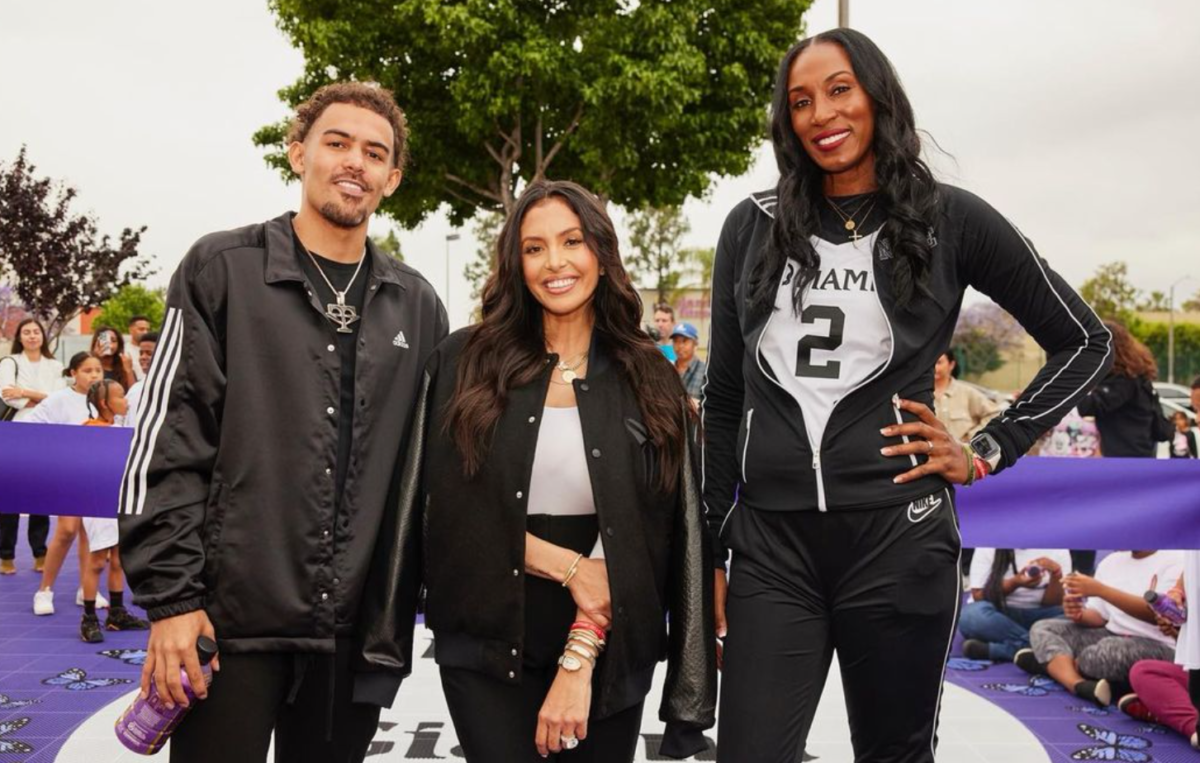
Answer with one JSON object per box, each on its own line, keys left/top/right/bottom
{"left": 169, "top": 638, "right": 381, "bottom": 763}
{"left": 716, "top": 490, "right": 962, "bottom": 763}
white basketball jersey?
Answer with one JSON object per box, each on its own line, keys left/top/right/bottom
{"left": 759, "top": 232, "right": 893, "bottom": 452}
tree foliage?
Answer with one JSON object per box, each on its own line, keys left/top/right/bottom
{"left": 371, "top": 229, "right": 404, "bottom": 262}
{"left": 93, "top": 284, "right": 167, "bottom": 333}
{"left": 1130, "top": 319, "right": 1200, "bottom": 385}
{"left": 0, "top": 147, "right": 151, "bottom": 347}
{"left": 1182, "top": 288, "right": 1200, "bottom": 313}
{"left": 626, "top": 205, "right": 693, "bottom": 304}
{"left": 1079, "top": 261, "right": 1139, "bottom": 324}
{"left": 463, "top": 211, "right": 504, "bottom": 305}
{"left": 952, "top": 302, "right": 1027, "bottom": 379}
{"left": 256, "top": 0, "right": 809, "bottom": 227}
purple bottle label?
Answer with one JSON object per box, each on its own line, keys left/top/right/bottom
{"left": 114, "top": 667, "right": 212, "bottom": 755}
{"left": 1145, "top": 590, "right": 1188, "bottom": 627}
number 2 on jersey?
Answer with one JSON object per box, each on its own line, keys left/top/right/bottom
{"left": 795, "top": 305, "right": 845, "bottom": 379}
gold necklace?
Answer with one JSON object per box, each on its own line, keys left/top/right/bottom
{"left": 826, "top": 195, "right": 878, "bottom": 242}
{"left": 553, "top": 350, "right": 589, "bottom": 384}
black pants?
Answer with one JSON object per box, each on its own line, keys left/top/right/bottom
{"left": 439, "top": 513, "right": 644, "bottom": 762}
{"left": 170, "top": 638, "right": 380, "bottom": 763}
{"left": 717, "top": 491, "right": 962, "bottom": 763}
{"left": 0, "top": 513, "right": 49, "bottom": 561}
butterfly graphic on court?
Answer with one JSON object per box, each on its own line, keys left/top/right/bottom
{"left": 946, "top": 657, "right": 991, "bottom": 672}
{"left": 1069, "top": 724, "right": 1152, "bottom": 762}
{"left": 0, "top": 718, "right": 33, "bottom": 754}
{"left": 100, "top": 648, "right": 149, "bottom": 666}
{"left": 982, "top": 675, "right": 1062, "bottom": 697}
{"left": 0, "top": 693, "right": 39, "bottom": 710}
{"left": 1068, "top": 704, "right": 1112, "bottom": 717}
{"left": 42, "top": 667, "right": 134, "bottom": 691}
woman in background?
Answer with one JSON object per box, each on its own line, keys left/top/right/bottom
{"left": 0, "top": 318, "right": 64, "bottom": 574}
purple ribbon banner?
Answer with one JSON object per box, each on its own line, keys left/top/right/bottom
{"left": 2, "top": 422, "right": 1200, "bottom": 548}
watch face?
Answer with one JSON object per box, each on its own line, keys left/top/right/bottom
{"left": 972, "top": 434, "right": 1001, "bottom": 461}
{"left": 560, "top": 654, "right": 582, "bottom": 672}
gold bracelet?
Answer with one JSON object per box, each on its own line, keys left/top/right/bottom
{"left": 565, "top": 642, "right": 597, "bottom": 663}
{"left": 561, "top": 553, "right": 584, "bottom": 587}
{"left": 568, "top": 633, "right": 605, "bottom": 653}
{"left": 568, "top": 630, "right": 606, "bottom": 649}
{"left": 962, "top": 444, "right": 977, "bottom": 486}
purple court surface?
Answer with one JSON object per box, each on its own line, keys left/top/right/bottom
{"left": 2, "top": 516, "right": 1196, "bottom": 761}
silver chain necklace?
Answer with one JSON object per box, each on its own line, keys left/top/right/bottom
{"left": 298, "top": 240, "right": 367, "bottom": 333}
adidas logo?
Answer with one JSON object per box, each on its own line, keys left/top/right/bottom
{"left": 392, "top": 331, "right": 409, "bottom": 349}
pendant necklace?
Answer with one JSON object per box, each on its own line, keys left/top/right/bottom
{"left": 552, "top": 350, "right": 589, "bottom": 384}
{"left": 826, "top": 195, "right": 878, "bottom": 243}
{"left": 298, "top": 241, "right": 366, "bottom": 333}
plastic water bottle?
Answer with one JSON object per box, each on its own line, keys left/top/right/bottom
{"left": 1144, "top": 590, "right": 1188, "bottom": 627}
{"left": 114, "top": 636, "right": 218, "bottom": 755}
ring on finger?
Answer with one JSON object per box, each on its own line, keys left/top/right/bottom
{"left": 561, "top": 735, "right": 580, "bottom": 750}
{"left": 925, "top": 439, "right": 934, "bottom": 453}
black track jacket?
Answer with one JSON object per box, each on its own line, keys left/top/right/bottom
{"left": 703, "top": 185, "right": 1112, "bottom": 562}
{"left": 118, "top": 212, "right": 447, "bottom": 652}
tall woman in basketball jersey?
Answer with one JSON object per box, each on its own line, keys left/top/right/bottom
{"left": 703, "top": 29, "right": 1112, "bottom": 762}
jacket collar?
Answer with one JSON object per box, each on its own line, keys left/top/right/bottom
{"left": 264, "top": 212, "right": 404, "bottom": 288}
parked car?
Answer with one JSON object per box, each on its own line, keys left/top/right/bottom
{"left": 1154, "top": 382, "right": 1195, "bottom": 410}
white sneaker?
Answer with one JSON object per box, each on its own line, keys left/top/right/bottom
{"left": 33, "top": 589, "right": 54, "bottom": 616}
{"left": 76, "top": 588, "right": 109, "bottom": 609}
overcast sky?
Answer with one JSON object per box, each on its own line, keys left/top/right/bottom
{"left": 3, "top": 1, "right": 1198, "bottom": 329}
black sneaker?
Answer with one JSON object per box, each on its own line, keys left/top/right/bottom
{"left": 1013, "top": 648, "right": 1047, "bottom": 675}
{"left": 105, "top": 607, "right": 150, "bottom": 631}
{"left": 1075, "top": 678, "right": 1112, "bottom": 707}
{"left": 961, "top": 640, "right": 991, "bottom": 661}
{"left": 81, "top": 614, "right": 105, "bottom": 643}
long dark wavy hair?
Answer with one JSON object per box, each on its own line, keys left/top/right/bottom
{"left": 1104, "top": 320, "right": 1157, "bottom": 381}
{"left": 10, "top": 318, "right": 55, "bottom": 358}
{"left": 749, "top": 28, "right": 940, "bottom": 317}
{"left": 446, "top": 180, "right": 691, "bottom": 492}
{"left": 982, "top": 550, "right": 1018, "bottom": 611}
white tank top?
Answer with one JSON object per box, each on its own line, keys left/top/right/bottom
{"left": 759, "top": 232, "right": 893, "bottom": 452}
{"left": 528, "top": 406, "right": 597, "bottom": 517}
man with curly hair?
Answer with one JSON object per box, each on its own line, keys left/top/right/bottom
{"left": 118, "top": 82, "right": 447, "bottom": 762}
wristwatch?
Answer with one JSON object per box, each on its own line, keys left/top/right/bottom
{"left": 558, "top": 654, "right": 584, "bottom": 672}
{"left": 969, "top": 432, "right": 1003, "bottom": 473}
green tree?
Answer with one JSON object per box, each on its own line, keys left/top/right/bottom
{"left": 952, "top": 302, "right": 1027, "bottom": 379}
{"left": 255, "top": 0, "right": 809, "bottom": 227}
{"left": 626, "top": 205, "right": 694, "bottom": 304}
{"left": 1182, "top": 288, "right": 1200, "bottom": 313}
{"left": 371, "top": 229, "right": 404, "bottom": 262}
{"left": 1079, "top": 261, "right": 1140, "bottom": 323}
{"left": 93, "top": 284, "right": 166, "bottom": 333}
{"left": 1130, "top": 320, "right": 1200, "bottom": 385}
{"left": 463, "top": 211, "right": 504, "bottom": 306}
{"left": 1138, "top": 290, "right": 1169, "bottom": 312}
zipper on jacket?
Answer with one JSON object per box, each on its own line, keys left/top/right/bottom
{"left": 740, "top": 408, "right": 755, "bottom": 483}
{"left": 753, "top": 270, "right": 829, "bottom": 511}
{"left": 750, "top": 245, "right": 898, "bottom": 512}
{"left": 892, "top": 394, "right": 919, "bottom": 467}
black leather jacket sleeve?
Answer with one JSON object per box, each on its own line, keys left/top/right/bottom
{"left": 353, "top": 369, "right": 432, "bottom": 706}
{"left": 658, "top": 424, "right": 719, "bottom": 758}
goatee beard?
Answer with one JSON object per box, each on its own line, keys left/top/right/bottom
{"left": 319, "top": 201, "right": 369, "bottom": 229}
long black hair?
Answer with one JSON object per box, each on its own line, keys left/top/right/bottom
{"left": 446, "top": 180, "right": 692, "bottom": 492}
{"left": 982, "top": 550, "right": 1018, "bottom": 611}
{"left": 749, "top": 28, "right": 939, "bottom": 317}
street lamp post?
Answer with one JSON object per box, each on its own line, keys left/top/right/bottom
{"left": 839, "top": 0, "right": 850, "bottom": 27}
{"left": 445, "top": 233, "right": 461, "bottom": 320}
{"left": 1168, "top": 275, "right": 1191, "bottom": 384}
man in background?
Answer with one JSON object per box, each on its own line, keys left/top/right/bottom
{"left": 673, "top": 322, "right": 706, "bottom": 406}
{"left": 653, "top": 302, "right": 677, "bottom": 362}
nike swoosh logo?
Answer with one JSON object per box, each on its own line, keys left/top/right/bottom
{"left": 907, "top": 496, "right": 943, "bottom": 523}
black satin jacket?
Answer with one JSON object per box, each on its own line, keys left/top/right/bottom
{"left": 353, "top": 329, "right": 717, "bottom": 759}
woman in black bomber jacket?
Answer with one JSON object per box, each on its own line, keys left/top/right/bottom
{"left": 356, "top": 180, "right": 716, "bottom": 762}
{"left": 703, "top": 30, "right": 1112, "bottom": 762}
